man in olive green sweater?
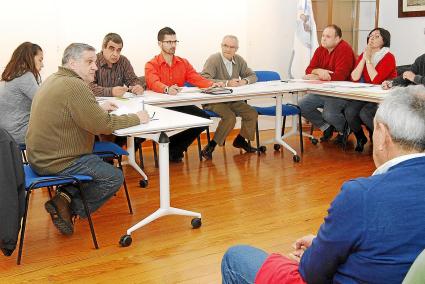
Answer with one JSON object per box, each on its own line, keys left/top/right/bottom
{"left": 200, "top": 35, "right": 258, "bottom": 159}
{"left": 26, "top": 43, "right": 148, "bottom": 235}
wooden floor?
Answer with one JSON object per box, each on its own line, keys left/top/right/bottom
{"left": 0, "top": 130, "right": 376, "bottom": 283}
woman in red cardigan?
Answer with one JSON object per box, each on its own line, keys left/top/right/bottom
{"left": 345, "top": 27, "right": 397, "bottom": 152}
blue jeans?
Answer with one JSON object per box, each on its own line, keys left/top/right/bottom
{"left": 299, "top": 94, "right": 348, "bottom": 132}
{"left": 222, "top": 245, "right": 268, "bottom": 284}
{"left": 58, "top": 154, "right": 123, "bottom": 218}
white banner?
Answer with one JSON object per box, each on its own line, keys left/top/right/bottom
{"left": 289, "top": 0, "right": 319, "bottom": 79}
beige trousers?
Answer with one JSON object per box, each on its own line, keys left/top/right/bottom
{"left": 204, "top": 101, "right": 258, "bottom": 146}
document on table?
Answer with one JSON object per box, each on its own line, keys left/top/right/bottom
{"left": 322, "top": 81, "right": 375, "bottom": 88}
{"left": 288, "top": 79, "right": 325, "bottom": 84}
{"left": 179, "top": 87, "right": 201, "bottom": 93}
{"left": 111, "top": 104, "right": 142, "bottom": 115}
{"left": 122, "top": 92, "right": 136, "bottom": 98}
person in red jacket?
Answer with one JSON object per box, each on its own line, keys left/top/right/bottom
{"left": 345, "top": 27, "right": 397, "bottom": 152}
{"left": 145, "top": 27, "right": 223, "bottom": 162}
{"left": 298, "top": 24, "right": 356, "bottom": 142}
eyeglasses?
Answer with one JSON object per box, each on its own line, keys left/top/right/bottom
{"left": 161, "top": 40, "right": 179, "bottom": 45}
{"left": 221, "top": 44, "right": 237, "bottom": 50}
{"left": 367, "top": 34, "right": 381, "bottom": 40}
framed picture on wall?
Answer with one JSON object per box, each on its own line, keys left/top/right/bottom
{"left": 399, "top": 0, "right": 425, "bottom": 17}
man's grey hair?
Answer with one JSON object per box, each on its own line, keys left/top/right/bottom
{"left": 62, "top": 43, "right": 96, "bottom": 66}
{"left": 375, "top": 85, "right": 425, "bottom": 151}
{"left": 222, "top": 35, "right": 239, "bottom": 47}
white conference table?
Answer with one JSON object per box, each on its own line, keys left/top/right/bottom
{"left": 303, "top": 81, "right": 390, "bottom": 103}
{"left": 102, "top": 81, "right": 311, "bottom": 162}
{"left": 101, "top": 80, "right": 390, "bottom": 162}
{"left": 104, "top": 81, "right": 390, "bottom": 245}
{"left": 113, "top": 105, "right": 212, "bottom": 246}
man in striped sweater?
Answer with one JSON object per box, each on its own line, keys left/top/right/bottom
{"left": 26, "top": 43, "right": 149, "bottom": 235}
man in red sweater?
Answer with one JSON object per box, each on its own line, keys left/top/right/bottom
{"left": 145, "top": 27, "right": 223, "bottom": 162}
{"left": 298, "top": 25, "right": 356, "bottom": 142}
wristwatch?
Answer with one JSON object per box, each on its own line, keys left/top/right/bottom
{"left": 164, "top": 86, "right": 169, "bottom": 94}
{"left": 365, "top": 59, "right": 372, "bottom": 64}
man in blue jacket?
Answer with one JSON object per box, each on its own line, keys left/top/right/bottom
{"left": 222, "top": 85, "right": 425, "bottom": 284}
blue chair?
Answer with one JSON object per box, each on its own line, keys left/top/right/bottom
{"left": 92, "top": 141, "right": 133, "bottom": 212}
{"left": 19, "top": 143, "right": 55, "bottom": 199}
{"left": 252, "top": 71, "right": 304, "bottom": 154}
{"left": 17, "top": 165, "right": 97, "bottom": 265}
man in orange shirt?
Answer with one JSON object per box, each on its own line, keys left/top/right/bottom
{"left": 145, "top": 27, "right": 223, "bottom": 162}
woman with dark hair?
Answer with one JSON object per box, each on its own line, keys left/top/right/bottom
{"left": 345, "top": 28, "right": 397, "bottom": 152}
{"left": 0, "top": 42, "right": 44, "bottom": 144}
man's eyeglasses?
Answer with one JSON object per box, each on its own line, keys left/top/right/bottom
{"left": 222, "top": 44, "right": 237, "bottom": 50}
{"left": 162, "top": 40, "right": 179, "bottom": 45}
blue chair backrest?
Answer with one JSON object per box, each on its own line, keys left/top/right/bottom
{"left": 255, "top": 71, "right": 281, "bottom": 82}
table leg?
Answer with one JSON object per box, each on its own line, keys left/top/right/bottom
{"left": 262, "top": 95, "right": 300, "bottom": 161}
{"left": 126, "top": 136, "right": 148, "bottom": 186}
{"left": 122, "top": 132, "right": 201, "bottom": 242}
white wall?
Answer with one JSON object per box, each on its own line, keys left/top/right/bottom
{"left": 0, "top": 0, "right": 297, "bottom": 80}
{"left": 379, "top": 2, "right": 425, "bottom": 65}
{"left": 246, "top": 0, "right": 297, "bottom": 79}
{"left": 1, "top": 0, "right": 300, "bottom": 131}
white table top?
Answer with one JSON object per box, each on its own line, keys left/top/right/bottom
{"left": 113, "top": 105, "right": 213, "bottom": 136}
{"left": 98, "top": 80, "right": 391, "bottom": 107}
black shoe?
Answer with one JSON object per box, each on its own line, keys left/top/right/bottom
{"left": 104, "top": 158, "right": 114, "bottom": 165}
{"left": 334, "top": 125, "right": 351, "bottom": 145}
{"left": 169, "top": 151, "right": 184, "bottom": 163}
{"left": 354, "top": 131, "right": 368, "bottom": 152}
{"left": 232, "top": 135, "right": 256, "bottom": 153}
{"left": 320, "top": 126, "right": 335, "bottom": 142}
{"left": 44, "top": 193, "right": 74, "bottom": 235}
{"left": 1, "top": 248, "right": 13, "bottom": 256}
{"left": 333, "top": 134, "right": 344, "bottom": 145}
{"left": 201, "top": 143, "right": 215, "bottom": 160}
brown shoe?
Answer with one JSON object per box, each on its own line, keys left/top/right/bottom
{"left": 44, "top": 192, "right": 74, "bottom": 235}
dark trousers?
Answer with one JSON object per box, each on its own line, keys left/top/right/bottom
{"left": 167, "top": 105, "right": 210, "bottom": 154}
{"left": 345, "top": 101, "right": 378, "bottom": 133}
{"left": 299, "top": 94, "right": 348, "bottom": 132}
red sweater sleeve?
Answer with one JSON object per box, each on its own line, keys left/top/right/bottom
{"left": 305, "top": 48, "right": 321, "bottom": 75}
{"left": 371, "top": 53, "right": 397, "bottom": 84}
{"left": 330, "top": 45, "right": 355, "bottom": 81}
{"left": 184, "top": 59, "right": 213, "bottom": 88}
{"left": 351, "top": 53, "right": 364, "bottom": 82}
{"left": 145, "top": 59, "right": 167, "bottom": 93}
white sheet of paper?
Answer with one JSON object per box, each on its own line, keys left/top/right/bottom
{"left": 179, "top": 87, "right": 201, "bottom": 93}
{"left": 322, "top": 81, "right": 375, "bottom": 88}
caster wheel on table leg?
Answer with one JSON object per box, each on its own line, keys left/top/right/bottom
{"left": 293, "top": 155, "right": 301, "bottom": 162}
{"left": 119, "top": 234, "right": 132, "bottom": 247}
{"left": 191, "top": 218, "right": 202, "bottom": 229}
{"left": 139, "top": 179, "right": 148, "bottom": 188}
